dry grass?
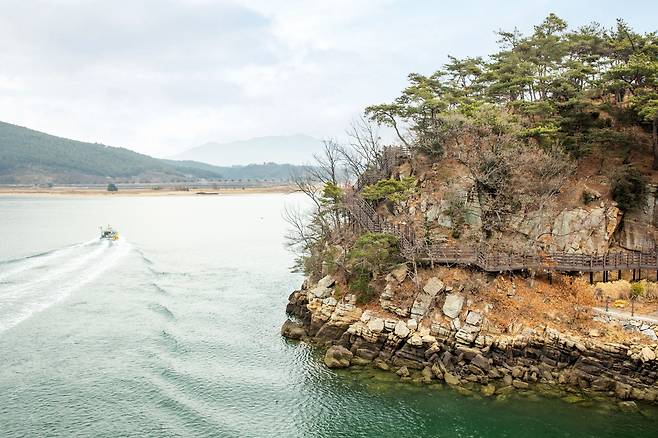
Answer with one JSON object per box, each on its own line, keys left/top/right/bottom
{"left": 479, "top": 273, "right": 596, "bottom": 334}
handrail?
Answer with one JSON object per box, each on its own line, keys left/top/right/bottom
{"left": 343, "top": 146, "right": 658, "bottom": 274}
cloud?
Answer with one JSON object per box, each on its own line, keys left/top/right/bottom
{"left": 0, "top": 0, "right": 655, "bottom": 158}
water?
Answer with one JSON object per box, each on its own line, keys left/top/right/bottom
{"left": 0, "top": 194, "right": 656, "bottom": 437}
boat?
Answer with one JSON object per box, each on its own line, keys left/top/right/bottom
{"left": 100, "top": 225, "right": 119, "bottom": 241}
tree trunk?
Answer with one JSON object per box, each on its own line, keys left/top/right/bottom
{"left": 651, "top": 117, "right": 658, "bottom": 170}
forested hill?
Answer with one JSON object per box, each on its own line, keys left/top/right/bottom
{"left": 0, "top": 121, "right": 305, "bottom": 184}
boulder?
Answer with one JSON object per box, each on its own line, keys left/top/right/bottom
{"left": 512, "top": 380, "right": 529, "bottom": 389}
{"left": 390, "top": 263, "right": 408, "bottom": 283}
{"left": 465, "top": 311, "right": 482, "bottom": 326}
{"left": 424, "top": 277, "right": 445, "bottom": 295}
{"left": 394, "top": 320, "right": 411, "bottom": 338}
{"left": 639, "top": 346, "right": 656, "bottom": 362}
{"left": 444, "top": 372, "right": 460, "bottom": 386}
{"left": 471, "top": 354, "right": 490, "bottom": 372}
{"left": 410, "top": 278, "right": 444, "bottom": 321}
{"left": 317, "top": 275, "right": 336, "bottom": 289}
{"left": 384, "top": 319, "right": 397, "bottom": 331}
{"left": 431, "top": 362, "right": 444, "bottom": 379}
{"left": 281, "top": 320, "right": 307, "bottom": 340}
{"left": 367, "top": 318, "right": 385, "bottom": 333}
{"left": 421, "top": 366, "right": 434, "bottom": 383}
{"left": 443, "top": 293, "right": 464, "bottom": 319}
{"left": 408, "top": 334, "right": 423, "bottom": 346}
{"left": 324, "top": 345, "right": 353, "bottom": 368}
{"left": 312, "top": 275, "right": 335, "bottom": 298}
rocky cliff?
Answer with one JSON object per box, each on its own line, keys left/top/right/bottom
{"left": 282, "top": 272, "right": 658, "bottom": 404}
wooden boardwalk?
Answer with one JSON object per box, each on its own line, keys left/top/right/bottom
{"left": 344, "top": 147, "right": 658, "bottom": 277}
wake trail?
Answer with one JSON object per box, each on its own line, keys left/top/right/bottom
{"left": 0, "top": 239, "right": 131, "bottom": 333}
{"left": 0, "top": 240, "right": 110, "bottom": 300}
{"left": 0, "top": 239, "right": 97, "bottom": 283}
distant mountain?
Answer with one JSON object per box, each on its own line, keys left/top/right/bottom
{"left": 0, "top": 121, "right": 307, "bottom": 184}
{"left": 173, "top": 134, "right": 324, "bottom": 166}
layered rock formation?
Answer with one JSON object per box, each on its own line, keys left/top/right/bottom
{"left": 282, "top": 275, "right": 658, "bottom": 403}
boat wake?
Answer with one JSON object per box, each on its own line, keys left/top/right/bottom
{"left": 0, "top": 239, "right": 130, "bottom": 333}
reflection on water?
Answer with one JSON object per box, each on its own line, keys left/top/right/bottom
{"left": 0, "top": 194, "right": 656, "bottom": 438}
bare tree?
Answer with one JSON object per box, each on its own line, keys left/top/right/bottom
{"left": 309, "top": 139, "right": 342, "bottom": 186}
{"left": 285, "top": 139, "right": 347, "bottom": 272}
{"left": 339, "top": 117, "right": 387, "bottom": 181}
{"left": 445, "top": 122, "right": 574, "bottom": 240}
{"left": 283, "top": 204, "right": 324, "bottom": 274}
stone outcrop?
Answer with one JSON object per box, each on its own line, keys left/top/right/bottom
{"left": 411, "top": 277, "right": 444, "bottom": 321}
{"left": 281, "top": 319, "right": 307, "bottom": 340}
{"left": 550, "top": 206, "right": 621, "bottom": 254}
{"left": 324, "top": 345, "right": 353, "bottom": 368}
{"left": 282, "top": 277, "right": 658, "bottom": 404}
{"left": 442, "top": 293, "right": 464, "bottom": 319}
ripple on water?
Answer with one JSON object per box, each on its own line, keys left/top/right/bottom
{"left": 149, "top": 282, "right": 169, "bottom": 295}
{"left": 148, "top": 302, "right": 175, "bottom": 320}
{"left": 2, "top": 195, "right": 658, "bottom": 438}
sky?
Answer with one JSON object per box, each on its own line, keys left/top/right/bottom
{"left": 0, "top": 0, "right": 656, "bottom": 158}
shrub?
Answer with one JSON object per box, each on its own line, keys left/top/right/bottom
{"left": 362, "top": 177, "right": 415, "bottom": 203}
{"left": 611, "top": 167, "right": 647, "bottom": 212}
{"left": 321, "top": 182, "right": 343, "bottom": 204}
{"left": 107, "top": 183, "right": 118, "bottom": 192}
{"left": 347, "top": 233, "right": 401, "bottom": 303}
{"left": 348, "top": 233, "right": 401, "bottom": 273}
{"left": 351, "top": 270, "right": 375, "bottom": 304}
{"left": 630, "top": 282, "right": 644, "bottom": 299}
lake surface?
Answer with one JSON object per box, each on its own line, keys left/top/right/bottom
{"left": 0, "top": 194, "right": 656, "bottom": 437}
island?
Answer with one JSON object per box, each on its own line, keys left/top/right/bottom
{"left": 282, "top": 14, "right": 658, "bottom": 406}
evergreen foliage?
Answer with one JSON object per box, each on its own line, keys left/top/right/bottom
{"left": 362, "top": 177, "right": 416, "bottom": 202}
{"left": 347, "top": 233, "right": 401, "bottom": 303}
{"left": 611, "top": 166, "right": 648, "bottom": 211}
{"left": 366, "top": 15, "right": 658, "bottom": 164}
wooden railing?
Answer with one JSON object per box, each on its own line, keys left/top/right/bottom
{"left": 344, "top": 146, "right": 658, "bottom": 274}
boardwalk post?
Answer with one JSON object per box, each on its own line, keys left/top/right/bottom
{"left": 345, "top": 156, "right": 658, "bottom": 282}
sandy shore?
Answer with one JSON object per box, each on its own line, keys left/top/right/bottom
{"left": 0, "top": 185, "right": 297, "bottom": 197}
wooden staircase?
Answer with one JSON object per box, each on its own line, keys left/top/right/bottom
{"left": 343, "top": 147, "right": 658, "bottom": 276}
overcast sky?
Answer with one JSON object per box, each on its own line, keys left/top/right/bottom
{"left": 0, "top": 0, "right": 655, "bottom": 157}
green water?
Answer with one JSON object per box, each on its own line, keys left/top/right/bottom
{"left": 0, "top": 194, "right": 656, "bottom": 437}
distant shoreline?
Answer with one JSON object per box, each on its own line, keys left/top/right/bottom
{"left": 0, "top": 185, "right": 297, "bottom": 197}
